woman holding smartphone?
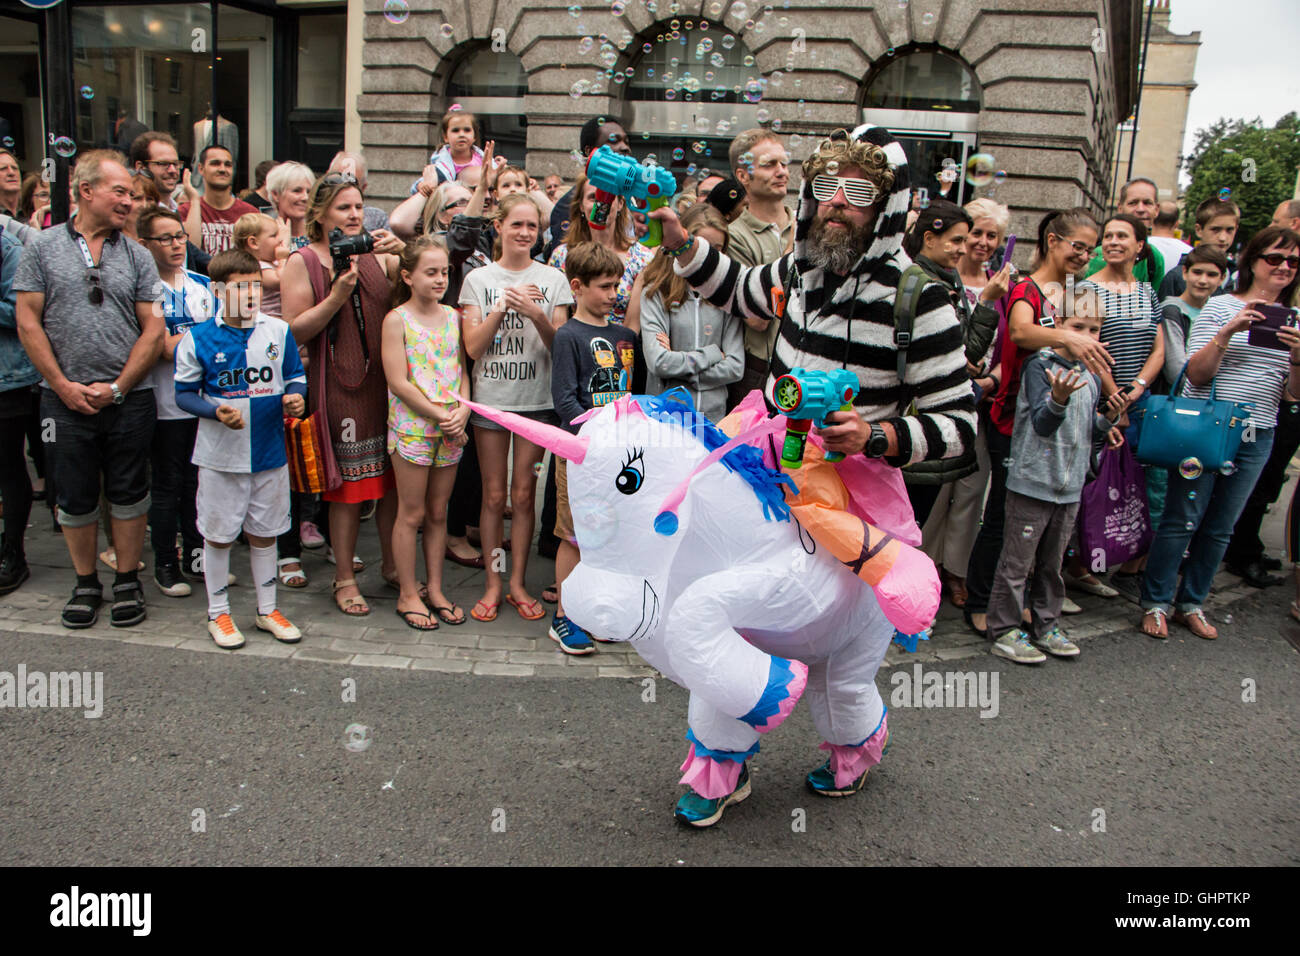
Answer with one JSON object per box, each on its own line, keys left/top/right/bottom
{"left": 1139, "top": 225, "right": 1300, "bottom": 639}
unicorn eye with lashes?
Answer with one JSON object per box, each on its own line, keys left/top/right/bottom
{"left": 616, "top": 448, "right": 644, "bottom": 495}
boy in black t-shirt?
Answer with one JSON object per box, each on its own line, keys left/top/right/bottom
{"left": 548, "top": 242, "right": 638, "bottom": 654}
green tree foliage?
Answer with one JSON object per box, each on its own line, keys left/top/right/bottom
{"left": 1182, "top": 112, "right": 1300, "bottom": 248}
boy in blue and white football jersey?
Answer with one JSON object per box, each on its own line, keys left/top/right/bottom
{"left": 175, "top": 249, "right": 308, "bottom": 649}
{"left": 139, "top": 206, "right": 214, "bottom": 598}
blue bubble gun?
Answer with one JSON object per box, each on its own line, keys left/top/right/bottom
{"left": 771, "top": 367, "right": 859, "bottom": 468}
{"left": 584, "top": 145, "right": 677, "bottom": 248}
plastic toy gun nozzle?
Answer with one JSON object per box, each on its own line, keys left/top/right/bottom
{"left": 583, "top": 145, "right": 678, "bottom": 248}
{"left": 771, "top": 367, "right": 860, "bottom": 469}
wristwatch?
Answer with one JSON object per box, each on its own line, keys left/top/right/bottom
{"left": 864, "top": 423, "right": 889, "bottom": 459}
{"left": 110, "top": 382, "right": 124, "bottom": 405}
{"left": 1134, "top": 377, "right": 1148, "bottom": 390}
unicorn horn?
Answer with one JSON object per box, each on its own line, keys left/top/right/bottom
{"left": 458, "top": 397, "right": 590, "bottom": 463}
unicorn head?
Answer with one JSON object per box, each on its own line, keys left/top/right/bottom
{"left": 461, "top": 389, "right": 795, "bottom": 643}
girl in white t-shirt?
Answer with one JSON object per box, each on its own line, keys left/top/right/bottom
{"left": 458, "top": 193, "right": 572, "bottom": 623}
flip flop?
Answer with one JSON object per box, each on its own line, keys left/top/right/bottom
{"left": 506, "top": 594, "right": 545, "bottom": 621}
{"left": 432, "top": 604, "right": 466, "bottom": 626}
{"left": 396, "top": 607, "right": 438, "bottom": 631}
{"left": 470, "top": 599, "right": 498, "bottom": 622}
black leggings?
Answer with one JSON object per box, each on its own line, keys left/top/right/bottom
{"left": 0, "top": 387, "right": 40, "bottom": 558}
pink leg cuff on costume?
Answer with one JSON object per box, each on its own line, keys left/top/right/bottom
{"left": 819, "top": 714, "right": 890, "bottom": 789}
{"left": 679, "top": 744, "right": 745, "bottom": 800}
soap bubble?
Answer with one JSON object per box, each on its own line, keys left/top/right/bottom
{"left": 1217, "top": 187, "right": 1232, "bottom": 201}
{"left": 578, "top": 36, "right": 594, "bottom": 54}
{"left": 825, "top": 160, "right": 839, "bottom": 176}
{"left": 665, "top": 89, "right": 677, "bottom": 100}
{"left": 79, "top": 85, "right": 95, "bottom": 100}
{"left": 383, "top": 0, "right": 409, "bottom": 25}
{"left": 721, "top": 33, "right": 736, "bottom": 49}
{"left": 1220, "top": 461, "right": 1238, "bottom": 476}
{"left": 568, "top": 5, "right": 582, "bottom": 16}
{"left": 343, "top": 723, "right": 372, "bottom": 753}
{"left": 993, "top": 170, "right": 1007, "bottom": 185}
{"left": 1187, "top": 490, "right": 1197, "bottom": 500}
{"left": 533, "top": 462, "right": 545, "bottom": 477}
{"left": 732, "top": 2, "right": 749, "bottom": 18}
{"left": 611, "top": 0, "right": 626, "bottom": 12}
{"left": 744, "top": 80, "right": 763, "bottom": 103}
{"left": 771, "top": 118, "right": 782, "bottom": 131}
{"left": 922, "top": 11, "right": 935, "bottom": 24}
{"left": 1178, "top": 457, "right": 1203, "bottom": 479}
{"left": 600, "top": 49, "right": 618, "bottom": 67}
{"left": 673, "top": 147, "right": 685, "bottom": 161}
{"left": 743, "top": 54, "right": 755, "bottom": 66}
{"left": 0, "top": 136, "right": 12, "bottom": 149}
{"left": 53, "top": 136, "right": 77, "bottom": 158}
{"left": 711, "top": 52, "right": 725, "bottom": 68}
{"left": 756, "top": 107, "right": 771, "bottom": 123}
{"left": 965, "top": 152, "right": 996, "bottom": 187}
{"left": 1021, "top": 525, "right": 1033, "bottom": 538}
{"left": 699, "top": 37, "right": 714, "bottom": 53}
{"left": 789, "top": 134, "right": 801, "bottom": 148}
{"left": 1184, "top": 521, "right": 1195, "bottom": 531}
{"left": 643, "top": 42, "right": 653, "bottom": 53}
{"left": 570, "top": 79, "right": 590, "bottom": 98}
{"left": 716, "top": 119, "right": 731, "bottom": 134}
{"left": 439, "top": 22, "right": 454, "bottom": 39}
{"left": 704, "top": 324, "right": 713, "bottom": 335}
{"left": 695, "top": 116, "right": 710, "bottom": 133}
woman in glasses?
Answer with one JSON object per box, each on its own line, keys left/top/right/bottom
{"left": 281, "top": 173, "right": 403, "bottom": 617}
{"left": 1139, "top": 225, "right": 1300, "bottom": 639}
{"left": 1070, "top": 214, "right": 1164, "bottom": 600}
{"left": 964, "top": 207, "right": 1105, "bottom": 641}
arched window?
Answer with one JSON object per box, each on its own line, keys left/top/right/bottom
{"left": 445, "top": 43, "right": 528, "bottom": 162}
{"left": 863, "top": 47, "right": 982, "bottom": 205}
{"left": 623, "top": 26, "right": 767, "bottom": 179}
{"left": 864, "top": 49, "right": 981, "bottom": 113}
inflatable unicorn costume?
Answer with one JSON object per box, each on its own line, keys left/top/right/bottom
{"left": 463, "top": 387, "right": 941, "bottom": 827}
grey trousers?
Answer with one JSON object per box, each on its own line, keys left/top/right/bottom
{"left": 988, "top": 490, "right": 1080, "bottom": 637}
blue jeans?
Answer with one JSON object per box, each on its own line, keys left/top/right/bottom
{"left": 1141, "top": 428, "right": 1274, "bottom": 612}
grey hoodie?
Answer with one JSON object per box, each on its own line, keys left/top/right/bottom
{"left": 1006, "top": 349, "right": 1114, "bottom": 505}
{"left": 640, "top": 289, "right": 744, "bottom": 422}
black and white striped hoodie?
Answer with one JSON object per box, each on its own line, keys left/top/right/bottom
{"left": 674, "top": 124, "right": 975, "bottom": 467}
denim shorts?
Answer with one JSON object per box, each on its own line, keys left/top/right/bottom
{"left": 470, "top": 408, "right": 560, "bottom": 432}
{"left": 41, "top": 387, "right": 155, "bottom": 527}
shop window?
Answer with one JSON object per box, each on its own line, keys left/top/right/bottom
{"left": 70, "top": 5, "right": 211, "bottom": 161}
{"left": 864, "top": 49, "right": 981, "bottom": 113}
{"left": 296, "top": 13, "right": 346, "bottom": 110}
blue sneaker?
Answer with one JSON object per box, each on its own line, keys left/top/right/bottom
{"left": 674, "top": 763, "right": 750, "bottom": 828}
{"left": 549, "top": 614, "right": 595, "bottom": 655}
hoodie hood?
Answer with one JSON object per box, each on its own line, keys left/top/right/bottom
{"left": 791, "top": 123, "right": 913, "bottom": 300}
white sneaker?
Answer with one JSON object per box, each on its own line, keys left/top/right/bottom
{"left": 990, "top": 628, "right": 1046, "bottom": 664}
{"left": 1061, "top": 597, "right": 1083, "bottom": 615}
{"left": 256, "top": 609, "right": 301, "bottom": 643}
{"left": 208, "top": 613, "right": 245, "bottom": 649}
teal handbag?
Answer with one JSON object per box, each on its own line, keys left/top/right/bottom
{"left": 1134, "top": 364, "right": 1253, "bottom": 475}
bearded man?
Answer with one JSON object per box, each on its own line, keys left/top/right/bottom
{"left": 648, "top": 124, "right": 975, "bottom": 826}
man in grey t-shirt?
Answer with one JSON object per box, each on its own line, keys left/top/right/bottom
{"left": 14, "top": 149, "right": 164, "bottom": 630}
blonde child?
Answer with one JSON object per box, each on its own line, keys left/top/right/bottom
{"left": 382, "top": 236, "right": 472, "bottom": 629}
{"left": 234, "top": 212, "right": 283, "bottom": 318}
{"left": 459, "top": 193, "right": 573, "bottom": 623}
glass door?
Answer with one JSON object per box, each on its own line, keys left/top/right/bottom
{"left": 895, "top": 134, "right": 971, "bottom": 207}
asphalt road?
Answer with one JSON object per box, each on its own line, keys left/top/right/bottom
{"left": 1, "top": 590, "right": 1296, "bottom": 866}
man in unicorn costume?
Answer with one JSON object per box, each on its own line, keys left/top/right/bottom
{"left": 652, "top": 124, "right": 975, "bottom": 823}
{"left": 462, "top": 124, "right": 973, "bottom": 827}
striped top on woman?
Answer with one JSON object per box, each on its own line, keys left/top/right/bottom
{"left": 1183, "top": 294, "right": 1290, "bottom": 428}
{"left": 1078, "top": 278, "right": 1160, "bottom": 389}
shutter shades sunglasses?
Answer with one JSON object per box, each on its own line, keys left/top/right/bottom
{"left": 810, "top": 174, "right": 878, "bottom": 208}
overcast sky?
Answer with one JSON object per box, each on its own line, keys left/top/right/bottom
{"left": 1168, "top": 0, "right": 1300, "bottom": 173}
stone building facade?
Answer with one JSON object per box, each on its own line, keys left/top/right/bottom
{"left": 1109, "top": 0, "right": 1199, "bottom": 207}
{"left": 358, "top": 0, "right": 1142, "bottom": 260}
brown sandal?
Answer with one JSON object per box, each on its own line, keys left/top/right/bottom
{"left": 1139, "top": 608, "right": 1168, "bottom": 639}
{"left": 332, "top": 578, "right": 371, "bottom": 617}
{"left": 1174, "top": 608, "right": 1217, "bottom": 640}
